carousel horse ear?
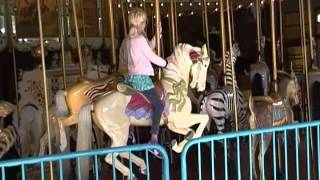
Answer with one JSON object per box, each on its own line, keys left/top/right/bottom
{"left": 290, "top": 62, "right": 296, "bottom": 78}
{"left": 201, "top": 44, "right": 208, "bottom": 57}
{"left": 189, "top": 50, "right": 201, "bottom": 61}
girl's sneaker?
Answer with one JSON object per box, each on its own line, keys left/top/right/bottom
{"left": 148, "top": 141, "right": 163, "bottom": 159}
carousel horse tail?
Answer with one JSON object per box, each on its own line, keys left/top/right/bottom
{"left": 77, "top": 104, "right": 92, "bottom": 180}
{"left": 55, "top": 90, "right": 69, "bottom": 117}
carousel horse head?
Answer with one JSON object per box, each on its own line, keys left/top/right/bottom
{"left": 167, "top": 43, "right": 209, "bottom": 92}
{"left": 277, "top": 70, "right": 301, "bottom": 107}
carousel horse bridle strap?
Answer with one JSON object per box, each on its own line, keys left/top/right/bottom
{"left": 162, "top": 76, "right": 187, "bottom": 112}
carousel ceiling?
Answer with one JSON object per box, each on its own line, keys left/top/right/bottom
{"left": 118, "top": 0, "right": 267, "bottom": 16}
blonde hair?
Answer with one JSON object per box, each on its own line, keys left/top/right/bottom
{"left": 128, "top": 8, "right": 147, "bottom": 28}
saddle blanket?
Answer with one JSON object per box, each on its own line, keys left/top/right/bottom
{"left": 125, "top": 93, "right": 169, "bottom": 120}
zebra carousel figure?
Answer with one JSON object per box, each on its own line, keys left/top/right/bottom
{"left": 200, "top": 43, "right": 248, "bottom": 134}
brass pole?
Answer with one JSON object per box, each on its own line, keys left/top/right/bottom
{"left": 220, "top": 0, "right": 226, "bottom": 85}
{"left": 36, "top": 0, "right": 53, "bottom": 179}
{"left": 107, "top": 0, "right": 117, "bottom": 67}
{"left": 298, "top": 0, "right": 311, "bottom": 121}
{"left": 226, "top": 0, "right": 238, "bottom": 131}
{"left": 154, "top": 0, "right": 161, "bottom": 56}
{"left": 300, "top": 1, "right": 316, "bottom": 178}
{"left": 80, "top": 0, "right": 86, "bottom": 39}
{"left": 121, "top": 0, "right": 128, "bottom": 34}
{"left": 256, "top": 0, "right": 261, "bottom": 62}
{"left": 201, "top": 2, "right": 205, "bottom": 38}
{"left": 154, "top": 0, "right": 161, "bottom": 80}
{"left": 202, "top": 0, "right": 210, "bottom": 55}
{"left": 230, "top": 0, "right": 235, "bottom": 42}
{"left": 169, "top": 0, "right": 176, "bottom": 50}
{"left": 271, "top": 0, "right": 278, "bottom": 93}
{"left": 279, "top": 0, "right": 284, "bottom": 69}
{"left": 5, "top": 0, "right": 20, "bottom": 127}
{"left": 307, "top": 0, "right": 314, "bottom": 61}
{"left": 70, "top": 0, "right": 84, "bottom": 77}
{"left": 306, "top": 1, "right": 317, "bottom": 178}
{"left": 174, "top": 1, "right": 178, "bottom": 44}
{"left": 59, "top": 0, "right": 67, "bottom": 89}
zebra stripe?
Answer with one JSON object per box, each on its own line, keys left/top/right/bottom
{"left": 202, "top": 44, "right": 247, "bottom": 134}
{"left": 204, "top": 86, "right": 247, "bottom": 133}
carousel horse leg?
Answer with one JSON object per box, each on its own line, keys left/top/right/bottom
{"left": 39, "top": 132, "right": 49, "bottom": 156}
{"left": 88, "top": 106, "right": 136, "bottom": 178}
{"left": 168, "top": 113, "right": 209, "bottom": 153}
{"left": 105, "top": 153, "right": 137, "bottom": 179}
{"left": 103, "top": 131, "right": 137, "bottom": 178}
{"left": 257, "top": 133, "right": 272, "bottom": 180}
{"left": 119, "top": 152, "right": 147, "bottom": 175}
{"left": 252, "top": 135, "right": 259, "bottom": 180}
{"left": 76, "top": 104, "right": 92, "bottom": 180}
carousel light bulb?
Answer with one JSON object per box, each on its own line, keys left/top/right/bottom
{"left": 161, "top": 3, "right": 164, "bottom": 7}
{"left": 118, "top": 4, "right": 121, "bottom": 8}
{"left": 189, "top": 2, "right": 193, "bottom": 6}
{"left": 127, "top": 0, "right": 130, "bottom": 3}
{"left": 140, "top": 3, "right": 143, "bottom": 7}
{"left": 261, "top": 1, "right": 264, "bottom": 4}
{"left": 237, "top": 4, "right": 243, "bottom": 9}
{"left": 166, "top": 14, "right": 169, "bottom": 18}
{"left": 207, "top": 2, "right": 210, "bottom": 6}
{"left": 0, "top": 27, "right": 5, "bottom": 34}
{"left": 216, "top": 2, "right": 219, "bottom": 6}
{"left": 178, "top": 13, "right": 182, "bottom": 17}
{"left": 129, "top": 3, "right": 132, "bottom": 8}
{"left": 214, "top": 8, "right": 218, "bottom": 12}
{"left": 317, "top": 14, "right": 320, "bottom": 23}
{"left": 190, "top": 11, "right": 194, "bottom": 15}
{"left": 150, "top": 3, "right": 153, "bottom": 7}
{"left": 180, "top": 2, "right": 183, "bottom": 6}
{"left": 128, "top": 11, "right": 130, "bottom": 14}
{"left": 198, "top": 2, "right": 201, "bottom": 6}
{"left": 250, "top": 2, "right": 254, "bottom": 6}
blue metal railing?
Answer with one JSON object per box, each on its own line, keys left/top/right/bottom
{"left": 181, "top": 120, "right": 320, "bottom": 180}
{"left": 0, "top": 144, "right": 170, "bottom": 180}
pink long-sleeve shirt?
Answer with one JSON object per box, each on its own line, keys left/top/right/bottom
{"left": 127, "top": 35, "right": 166, "bottom": 76}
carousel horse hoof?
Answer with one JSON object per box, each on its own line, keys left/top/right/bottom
{"left": 171, "top": 139, "right": 177, "bottom": 147}
{"left": 184, "top": 130, "right": 195, "bottom": 141}
{"left": 127, "top": 173, "right": 137, "bottom": 180}
{"left": 140, "top": 167, "right": 147, "bottom": 175}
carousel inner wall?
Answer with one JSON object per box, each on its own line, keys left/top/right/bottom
{"left": 0, "top": 0, "right": 320, "bottom": 180}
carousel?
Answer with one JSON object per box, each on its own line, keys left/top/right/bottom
{"left": 0, "top": 0, "right": 319, "bottom": 179}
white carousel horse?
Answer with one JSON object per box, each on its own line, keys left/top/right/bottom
{"left": 0, "top": 101, "right": 17, "bottom": 158}
{"left": 12, "top": 66, "right": 46, "bottom": 157}
{"left": 248, "top": 70, "right": 301, "bottom": 180}
{"left": 76, "top": 43, "right": 210, "bottom": 179}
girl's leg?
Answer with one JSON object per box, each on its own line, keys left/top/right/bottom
{"left": 141, "top": 88, "right": 164, "bottom": 137}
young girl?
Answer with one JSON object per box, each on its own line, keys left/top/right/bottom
{"left": 126, "top": 8, "right": 167, "bottom": 158}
